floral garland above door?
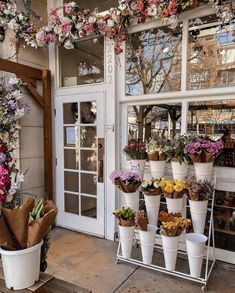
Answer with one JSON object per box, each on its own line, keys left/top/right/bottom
{"left": 0, "top": 1, "right": 234, "bottom": 54}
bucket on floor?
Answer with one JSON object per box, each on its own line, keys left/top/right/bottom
{"left": 160, "top": 230, "right": 180, "bottom": 271}
{"left": 166, "top": 197, "right": 184, "bottom": 214}
{"left": 119, "top": 225, "right": 135, "bottom": 258}
{"left": 139, "top": 224, "right": 157, "bottom": 265}
{"left": 0, "top": 241, "right": 43, "bottom": 290}
{"left": 144, "top": 194, "right": 161, "bottom": 226}
{"left": 149, "top": 160, "right": 166, "bottom": 179}
{"left": 123, "top": 190, "right": 139, "bottom": 211}
{"left": 186, "top": 233, "right": 207, "bottom": 278}
{"left": 189, "top": 200, "right": 208, "bottom": 234}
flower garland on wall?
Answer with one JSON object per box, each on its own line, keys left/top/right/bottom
{"left": 0, "top": 0, "right": 234, "bottom": 54}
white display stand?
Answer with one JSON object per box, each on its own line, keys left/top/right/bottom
{"left": 116, "top": 177, "right": 216, "bottom": 292}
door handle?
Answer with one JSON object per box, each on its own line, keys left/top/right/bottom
{"left": 98, "top": 138, "right": 104, "bottom": 183}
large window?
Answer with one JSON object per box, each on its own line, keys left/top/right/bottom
{"left": 187, "top": 14, "right": 235, "bottom": 89}
{"left": 126, "top": 26, "right": 182, "bottom": 96}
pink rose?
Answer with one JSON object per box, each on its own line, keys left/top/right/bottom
{"left": 148, "top": 0, "right": 157, "bottom": 5}
{"left": 137, "top": 0, "right": 145, "bottom": 11}
{"left": 162, "top": 9, "right": 169, "bottom": 18}
{"left": 60, "top": 22, "right": 71, "bottom": 34}
{"left": 114, "top": 46, "right": 123, "bottom": 55}
{"left": 83, "top": 22, "right": 94, "bottom": 34}
{"left": 50, "top": 9, "right": 57, "bottom": 17}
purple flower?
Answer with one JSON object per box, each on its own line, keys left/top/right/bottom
{"left": 0, "top": 153, "right": 6, "bottom": 163}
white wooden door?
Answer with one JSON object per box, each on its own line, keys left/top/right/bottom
{"left": 55, "top": 93, "right": 105, "bottom": 237}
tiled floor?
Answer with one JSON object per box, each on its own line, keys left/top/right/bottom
{"left": 47, "top": 228, "right": 235, "bottom": 293}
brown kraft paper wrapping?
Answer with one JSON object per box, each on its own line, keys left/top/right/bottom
{"left": 0, "top": 216, "right": 18, "bottom": 250}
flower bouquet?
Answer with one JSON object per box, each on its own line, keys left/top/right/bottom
{"left": 159, "top": 211, "right": 191, "bottom": 271}
{"left": 123, "top": 139, "right": 147, "bottom": 177}
{"left": 135, "top": 210, "right": 157, "bottom": 265}
{"left": 113, "top": 207, "right": 135, "bottom": 258}
{"left": 159, "top": 180, "right": 187, "bottom": 214}
{"left": 141, "top": 179, "right": 162, "bottom": 225}
{"left": 184, "top": 176, "right": 213, "bottom": 234}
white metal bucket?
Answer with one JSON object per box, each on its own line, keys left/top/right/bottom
{"left": 119, "top": 225, "right": 135, "bottom": 258}
{"left": 166, "top": 197, "right": 184, "bottom": 214}
{"left": 149, "top": 160, "right": 166, "bottom": 179}
{"left": 123, "top": 190, "right": 139, "bottom": 211}
{"left": 189, "top": 200, "right": 208, "bottom": 234}
{"left": 144, "top": 194, "right": 161, "bottom": 226}
{"left": 0, "top": 241, "right": 43, "bottom": 290}
{"left": 171, "top": 161, "right": 188, "bottom": 180}
{"left": 130, "top": 159, "right": 146, "bottom": 178}
{"left": 160, "top": 230, "right": 180, "bottom": 271}
{"left": 186, "top": 233, "right": 207, "bottom": 278}
{"left": 139, "top": 224, "right": 157, "bottom": 265}
{"left": 194, "top": 162, "right": 213, "bottom": 182}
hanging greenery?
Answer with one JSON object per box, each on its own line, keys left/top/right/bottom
{"left": 0, "top": 1, "right": 234, "bottom": 54}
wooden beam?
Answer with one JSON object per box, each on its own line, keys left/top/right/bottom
{"left": 20, "top": 77, "right": 45, "bottom": 108}
{"left": 0, "top": 58, "right": 42, "bottom": 79}
{"left": 42, "top": 69, "right": 53, "bottom": 201}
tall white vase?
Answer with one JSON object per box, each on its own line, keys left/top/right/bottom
{"left": 171, "top": 161, "right": 188, "bottom": 180}
{"left": 123, "top": 190, "right": 139, "bottom": 211}
{"left": 186, "top": 233, "right": 207, "bottom": 278}
{"left": 166, "top": 197, "right": 184, "bottom": 214}
{"left": 189, "top": 200, "right": 208, "bottom": 234}
{"left": 144, "top": 194, "right": 161, "bottom": 226}
{"left": 119, "top": 225, "right": 135, "bottom": 258}
{"left": 160, "top": 230, "right": 180, "bottom": 271}
{"left": 194, "top": 162, "right": 213, "bottom": 182}
{"left": 0, "top": 241, "right": 43, "bottom": 290}
{"left": 130, "top": 159, "right": 146, "bottom": 178}
{"left": 149, "top": 160, "right": 166, "bottom": 179}
{"left": 139, "top": 224, "right": 157, "bottom": 265}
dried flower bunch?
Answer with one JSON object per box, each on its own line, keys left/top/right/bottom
{"left": 145, "top": 135, "right": 169, "bottom": 161}
{"left": 159, "top": 211, "right": 191, "bottom": 237}
{"left": 135, "top": 210, "right": 148, "bottom": 231}
{"left": 113, "top": 207, "right": 135, "bottom": 227}
{"left": 159, "top": 179, "right": 186, "bottom": 199}
{"left": 184, "top": 176, "right": 214, "bottom": 201}
{"left": 123, "top": 139, "right": 147, "bottom": 160}
{"left": 110, "top": 170, "right": 142, "bottom": 193}
{"left": 141, "top": 178, "right": 162, "bottom": 196}
{"left": 184, "top": 136, "right": 224, "bottom": 163}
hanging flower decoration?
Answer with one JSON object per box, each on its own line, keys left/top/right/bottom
{"left": 0, "top": 77, "right": 27, "bottom": 145}
{"left": 0, "top": 1, "right": 235, "bottom": 54}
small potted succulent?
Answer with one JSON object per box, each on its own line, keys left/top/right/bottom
{"left": 122, "top": 139, "right": 147, "bottom": 178}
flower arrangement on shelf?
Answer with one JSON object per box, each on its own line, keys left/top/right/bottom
{"left": 145, "top": 136, "right": 169, "bottom": 161}
{"left": 159, "top": 179, "right": 186, "bottom": 199}
{"left": 159, "top": 211, "right": 191, "bottom": 236}
{"left": 184, "top": 136, "right": 224, "bottom": 163}
{"left": 141, "top": 178, "right": 162, "bottom": 195}
{"left": 135, "top": 210, "right": 148, "bottom": 231}
{"left": 109, "top": 170, "right": 142, "bottom": 193}
{"left": 184, "top": 176, "right": 214, "bottom": 201}
{"left": 122, "top": 139, "right": 147, "bottom": 160}
{"left": 113, "top": 206, "right": 135, "bottom": 226}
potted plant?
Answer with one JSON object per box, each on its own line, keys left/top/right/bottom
{"left": 167, "top": 135, "right": 193, "bottom": 180}
{"left": 122, "top": 139, "right": 147, "bottom": 178}
{"left": 110, "top": 170, "right": 142, "bottom": 211}
{"left": 159, "top": 211, "right": 191, "bottom": 271}
{"left": 146, "top": 135, "right": 170, "bottom": 179}
{"left": 113, "top": 207, "right": 135, "bottom": 258}
{"left": 141, "top": 179, "right": 162, "bottom": 226}
{"left": 184, "top": 136, "right": 224, "bottom": 181}
{"left": 159, "top": 179, "right": 187, "bottom": 214}
{"left": 185, "top": 176, "right": 213, "bottom": 234}
{"left": 135, "top": 210, "right": 157, "bottom": 265}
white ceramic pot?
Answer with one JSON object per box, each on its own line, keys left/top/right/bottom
{"left": 149, "top": 160, "right": 166, "bottom": 179}
{"left": 171, "top": 161, "right": 188, "bottom": 180}
{"left": 118, "top": 225, "right": 135, "bottom": 258}
{"left": 186, "top": 233, "right": 207, "bottom": 278}
{"left": 123, "top": 190, "right": 139, "bottom": 211}
{"left": 144, "top": 194, "right": 161, "bottom": 226}
{"left": 160, "top": 230, "right": 180, "bottom": 271}
{"left": 166, "top": 197, "right": 184, "bottom": 214}
{"left": 130, "top": 159, "right": 146, "bottom": 178}
{"left": 139, "top": 224, "right": 157, "bottom": 265}
{"left": 0, "top": 241, "right": 43, "bottom": 290}
{"left": 189, "top": 200, "right": 208, "bottom": 234}
{"left": 194, "top": 162, "right": 213, "bottom": 182}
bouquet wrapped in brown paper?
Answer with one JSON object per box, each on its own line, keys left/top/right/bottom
{"left": 159, "top": 179, "right": 187, "bottom": 199}
{"left": 110, "top": 170, "right": 141, "bottom": 193}
{"left": 141, "top": 179, "right": 162, "bottom": 196}
{"left": 146, "top": 137, "right": 169, "bottom": 161}
{"left": 135, "top": 210, "right": 148, "bottom": 231}
{"left": 159, "top": 211, "right": 191, "bottom": 237}
{"left": 113, "top": 207, "right": 135, "bottom": 227}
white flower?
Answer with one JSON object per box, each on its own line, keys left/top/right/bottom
{"left": 18, "top": 13, "right": 24, "bottom": 21}
{"left": 61, "top": 16, "right": 72, "bottom": 24}
{"left": 9, "top": 188, "right": 16, "bottom": 195}
{"left": 64, "top": 39, "right": 74, "bottom": 49}
{"left": 146, "top": 179, "right": 152, "bottom": 186}
{"left": 107, "top": 19, "right": 114, "bottom": 27}
{"left": 75, "top": 22, "right": 83, "bottom": 30}
{"left": 54, "top": 25, "right": 62, "bottom": 35}
{"left": 153, "top": 181, "right": 159, "bottom": 188}
{"left": 18, "top": 174, "right": 25, "bottom": 183}
{"left": 15, "top": 108, "right": 25, "bottom": 119}
{"left": 141, "top": 182, "right": 148, "bottom": 188}
{"left": 8, "top": 77, "right": 19, "bottom": 85}
{"left": 88, "top": 16, "right": 96, "bottom": 24}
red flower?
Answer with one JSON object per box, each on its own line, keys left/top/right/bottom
{"left": 162, "top": 8, "right": 169, "bottom": 18}
{"left": 114, "top": 46, "right": 123, "bottom": 55}
{"left": 137, "top": 0, "right": 145, "bottom": 11}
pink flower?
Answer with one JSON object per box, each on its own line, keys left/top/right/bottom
{"left": 83, "top": 22, "right": 94, "bottom": 34}
{"left": 114, "top": 45, "right": 123, "bottom": 55}
{"left": 168, "top": 0, "right": 177, "bottom": 15}
{"left": 48, "top": 34, "right": 57, "bottom": 43}
{"left": 137, "top": 0, "right": 145, "bottom": 11}
{"left": 60, "top": 22, "right": 71, "bottom": 34}
{"left": 48, "top": 15, "right": 57, "bottom": 26}
{"left": 50, "top": 9, "right": 57, "bottom": 17}
{"left": 162, "top": 8, "right": 169, "bottom": 18}
{"left": 148, "top": 0, "right": 157, "bottom": 5}
{"left": 64, "top": 3, "right": 73, "bottom": 14}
